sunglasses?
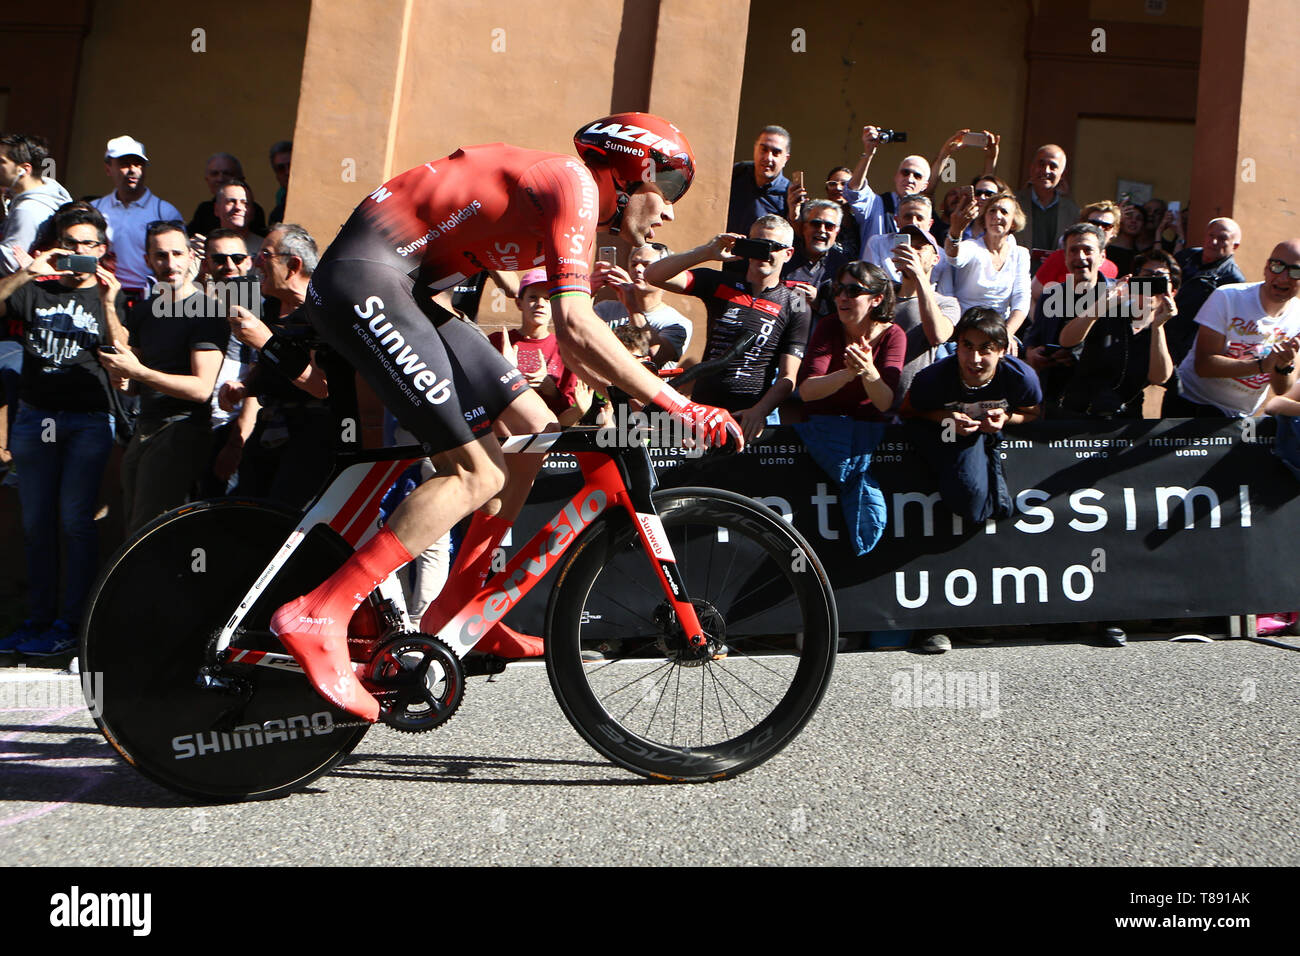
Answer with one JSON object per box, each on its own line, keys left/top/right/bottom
{"left": 60, "top": 237, "right": 105, "bottom": 250}
{"left": 1088, "top": 218, "right": 1116, "bottom": 229}
{"left": 1268, "top": 259, "right": 1300, "bottom": 279}
{"left": 804, "top": 219, "right": 839, "bottom": 230}
{"left": 974, "top": 189, "right": 997, "bottom": 198}
{"left": 209, "top": 253, "right": 249, "bottom": 266}
{"left": 831, "top": 281, "right": 880, "bottom": 298}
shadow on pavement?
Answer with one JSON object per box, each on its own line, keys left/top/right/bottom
{"left": 332, "top": 751, "right": 648, "bottom": 787}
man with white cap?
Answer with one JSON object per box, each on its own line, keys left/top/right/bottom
{"left": 91, "top": 135, "right": 183, "bottom": 306}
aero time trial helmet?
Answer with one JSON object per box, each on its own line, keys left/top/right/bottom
{"left": 574, "top": 112, "right": 696, "bottom": 230}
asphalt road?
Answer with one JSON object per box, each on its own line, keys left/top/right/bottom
{"left": 1, "top": 636, "right": 1296, "bottom": 867}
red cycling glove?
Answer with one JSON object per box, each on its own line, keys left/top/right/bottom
{"left": 653, "top": 383, "right": 744, "bottom": 450}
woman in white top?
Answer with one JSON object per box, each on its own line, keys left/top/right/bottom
{"left": 943, "top": 187, "right": 1031, "bottom": 344}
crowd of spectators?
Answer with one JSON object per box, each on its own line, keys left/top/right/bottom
{"left": 1, "top": 119, "right": 1298, "bottom": 657}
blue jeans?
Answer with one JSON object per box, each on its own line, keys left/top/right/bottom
{"left": 905, "top": 420, "right": 1011, "bottom": 525}
{"left": 9, "top": 404, "right": 114, "bottom": 626}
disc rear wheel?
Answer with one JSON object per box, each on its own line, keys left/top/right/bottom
{"left": 80, "top": 501, "right": 370, "bottom": 801}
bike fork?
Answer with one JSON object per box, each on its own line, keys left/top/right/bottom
{"left": 591, "top": 448, "right": 710, "bottom": 649}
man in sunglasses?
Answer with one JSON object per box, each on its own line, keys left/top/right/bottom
{"left": 646, "top": 214, "right": 809, "bottom": 442}
{"left": 783, "top": 200, "right": 849, "bottom": 298}
{"left": 201, "top": 229, "right": 258, "bottom": 495}
{"left": 1168, "top": 238, "right": 1300, "bottom": 418}
{"left": 220, "top": 223, "right": 347, "bottom": 509}
{"left": 842, "top": 126, "right": 933, "bottom": 243}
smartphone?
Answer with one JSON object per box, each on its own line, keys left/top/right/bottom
{"left": 220, "top": 274, "right": 263, "bottom": 316}
{"left": 890, "top": 232, "right": 911, "bottom": 251}
{"left": 791, "top": 170, "right": 804, "bottom": 190}
{"left": 960, "top": 131, "right": 990, "bottom": 148}
{"left": 56, "top": 254, "right": 98, "bottom": 273}
{"left": 1128, "top": 275, "right": 1170, "bottom": 296}
{"left": 597, "top": 246, "right": 618, "bottom": 267}
{"left": 98, "top": 345, "right": 119, "bottom": 354}
{"left": 1159, "top": 201, "right": 1181, "bottom": 242}
{"left": 731, "top": 237, "right": 778, "bottom": 260}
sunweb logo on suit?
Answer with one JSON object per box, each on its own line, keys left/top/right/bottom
{"left": 352, "top": 296, "right": 452, "bottom": 404}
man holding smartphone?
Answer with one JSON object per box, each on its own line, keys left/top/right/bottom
{"left": 862, "top": 194, "right": 950, "bottom": 288}
{"left": 0, "top": 203, "right": 127, "bottom": 657}
{"left": 645, "top": 214, "right": 809, "bottom": 441}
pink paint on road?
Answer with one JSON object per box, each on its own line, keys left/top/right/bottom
{"left": 0, "top": 704, "right": 103, "bottom": 829}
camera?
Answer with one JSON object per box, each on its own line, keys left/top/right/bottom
{"left": 731, "top": 237, "right": 787, "bottom": 260}
{"left": 1128, "top": 275, "right": 1169, "bottom": 296}
{"left": 878, "top": 129, "right": 907, "bottom": 144}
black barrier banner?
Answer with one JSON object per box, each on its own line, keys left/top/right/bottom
{"left": 499, "top": 418, "right": 1296, "bottom": 633}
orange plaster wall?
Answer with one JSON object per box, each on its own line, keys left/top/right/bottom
{"left": 64, "top": 0, "right": 310, "bottom": 217}
{"left": 289, "top": 0, "right": 751, "bottom": 367}
{"left": 1229, "top": 0, "right": 1300, "bottom": 271}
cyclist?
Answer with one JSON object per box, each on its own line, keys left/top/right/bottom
{"left": 270, "top": 113, "right": 744, "bottom": 720}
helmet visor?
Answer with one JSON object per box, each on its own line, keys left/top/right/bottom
{"left": 644, "top": 154, "right": 696, "bottom": 204}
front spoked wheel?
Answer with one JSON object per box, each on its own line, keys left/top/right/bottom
{"left": 546, "top": 487, "right": 837, "bottom": 781}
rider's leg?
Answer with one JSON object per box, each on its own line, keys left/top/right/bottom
{"left": 441, "top": 386, "right": 558, "bottom": 585}
{"left": 485, "top": 385, "right": 561, "bottom": 523}
{"left": 421, "top": 387, "right": 559, "bottom": 656}
{"left": 272, "top": 434, "right": 507, "bottom": 720}
{"left": 387, "top": 434, "right": 507, "bottom": 552}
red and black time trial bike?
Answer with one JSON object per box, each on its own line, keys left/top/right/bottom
{"left": 79, "top": 335, "right": 838, "bottom": 799}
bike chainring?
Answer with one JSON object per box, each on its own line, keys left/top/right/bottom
{"left": 364, "top": 632, "right": 466, "bottom": 733}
